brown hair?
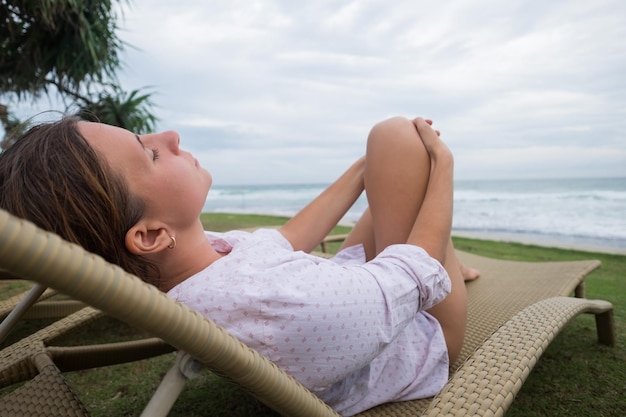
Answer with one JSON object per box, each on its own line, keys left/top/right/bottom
{"left": 0, "top": 117, "right": 160, "bottom": 285}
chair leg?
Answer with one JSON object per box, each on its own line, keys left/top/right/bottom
{"left": 140, "top": 351, "right": 205, "bottom": 417}
{"left": 0, "top": 284, "right": 47, "bottom": 344}
{"left": 595, "top": 309, "right": 615, "bottom": 346}
{"left": 574, "top": 282, "right": 585, "bottom": 298}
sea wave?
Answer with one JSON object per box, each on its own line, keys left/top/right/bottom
{"left": 204, "top": 178, "right": 626, "bottom": 249}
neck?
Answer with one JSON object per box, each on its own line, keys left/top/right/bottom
{"left": 152, "top": 222, "right": 223, "bottom": 292}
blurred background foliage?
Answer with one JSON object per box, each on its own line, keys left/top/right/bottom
{"left": 0, "top": 0, "right": 157, "bottom": 149}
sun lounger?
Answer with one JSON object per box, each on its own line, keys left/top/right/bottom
{"left": 0, "top": 209, "right": 614, "bottom": 416}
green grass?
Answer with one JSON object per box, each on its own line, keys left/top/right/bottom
{"left": 1, "top": 213, "right": 624, "bottom": 416}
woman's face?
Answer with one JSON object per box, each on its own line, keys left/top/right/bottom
{"left": 78, "top": 122, "right": 212, "bottom": 229}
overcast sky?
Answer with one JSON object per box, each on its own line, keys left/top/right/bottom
{"left": 21, "top": 0, "right": 626, "bottom": 184}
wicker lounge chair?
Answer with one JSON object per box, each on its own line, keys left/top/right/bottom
{"left": 0, "top": 209, "right": 615, "bottom": 416}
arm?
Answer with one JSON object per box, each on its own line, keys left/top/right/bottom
{"left": 406, "top": 118, "right": 454, "bottom": 264}
{"left": 279, "top": 157, "right": 365, "bottom": 252}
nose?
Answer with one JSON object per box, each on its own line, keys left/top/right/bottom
{"left": 142, "top": 130, "right": 180, "bottom": 153}
{"left": 166, "top": 130, "right": 180, "bottom": 151}
{"left": 159, "top": 130, "right": 180, "bottom": 154}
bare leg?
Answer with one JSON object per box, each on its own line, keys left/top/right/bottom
{"left": 340, "top": 117, "right": 429, "bottom": 259}
{"left": 342, "top": 116, "right": 469, "bottom": 364}
{"left": 427, "top": 239, "right": 467, "bottom": 363}
{"left": 340, "top": 207, "right": 375, "bottom": 259}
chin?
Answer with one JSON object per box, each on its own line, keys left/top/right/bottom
{"left": 201, "top": 170, "right": 213, "bottom": 188}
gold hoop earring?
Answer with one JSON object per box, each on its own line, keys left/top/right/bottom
{"left": 168, "top": 236, "right": 177, "bottom": 249}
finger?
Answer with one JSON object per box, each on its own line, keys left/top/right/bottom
{"left": 415, "top": 118, "right": 440, "bottom": 141}
{"left": 415, "top": 118, "right": 440, "bottom": 136}
{"left": 414, "top": 117, "right": 430, "bottom": 130}
{"left": 412, "top": 117, "right": 425, "bottom": 129}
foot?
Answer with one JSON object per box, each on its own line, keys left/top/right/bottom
{"left": 461, "top": 264, "right": 480, "bottom": 281}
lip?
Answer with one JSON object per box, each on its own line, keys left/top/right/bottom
{"left": 185, "top": 150, "right": 199, "bottom": 167}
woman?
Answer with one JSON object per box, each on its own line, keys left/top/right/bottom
{"left": 0, "top": 115, "right": 477, "bottom": 416}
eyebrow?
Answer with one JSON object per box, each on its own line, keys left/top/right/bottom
{"left": 135, "top": 134, "right": 145, "bottom": 150}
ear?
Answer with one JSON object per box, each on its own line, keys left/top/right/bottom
{"left": 125, "top": 222, "right": 172, "bottom": 255}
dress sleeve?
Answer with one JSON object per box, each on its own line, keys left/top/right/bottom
{"left": 350, "top": 244, "right": 451, "bottom": 340}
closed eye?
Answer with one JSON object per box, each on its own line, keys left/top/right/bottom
{"left": 152, "top": 147, "right": 160, "bottom": 161}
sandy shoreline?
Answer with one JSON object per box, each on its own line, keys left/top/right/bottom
{"left": 452, "top": 230, "right": 626, "bottom": 256}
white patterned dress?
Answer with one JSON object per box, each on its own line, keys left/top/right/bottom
{"left": 167, "top": 229, "right": 451, "bottom": 416}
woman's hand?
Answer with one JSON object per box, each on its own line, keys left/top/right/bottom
{"left": 412, "top": 118, "right": 453, "bottom": 164}
{"left": 424, "top": 119, "right": 441, "bottom": 136}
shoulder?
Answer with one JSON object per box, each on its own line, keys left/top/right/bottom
{"left": 202, "top": 228, "right": 291, "bottom": 250}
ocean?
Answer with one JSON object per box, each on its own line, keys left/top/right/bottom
{"left": 203, "top": 177, "right": 626, "bottom": 252}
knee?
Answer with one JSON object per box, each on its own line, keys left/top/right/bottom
{"left": 369, "top": 116, "right": 414, "bottom": 140}
{"left": 367, "top": 116, "right": 427, "bottom": 157}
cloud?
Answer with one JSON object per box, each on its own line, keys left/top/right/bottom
{"left": 11, "top": 0, "right": 626, "bottom": 184}
{"left": 458, "top": 145, "right": 626, "bottom": 179}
